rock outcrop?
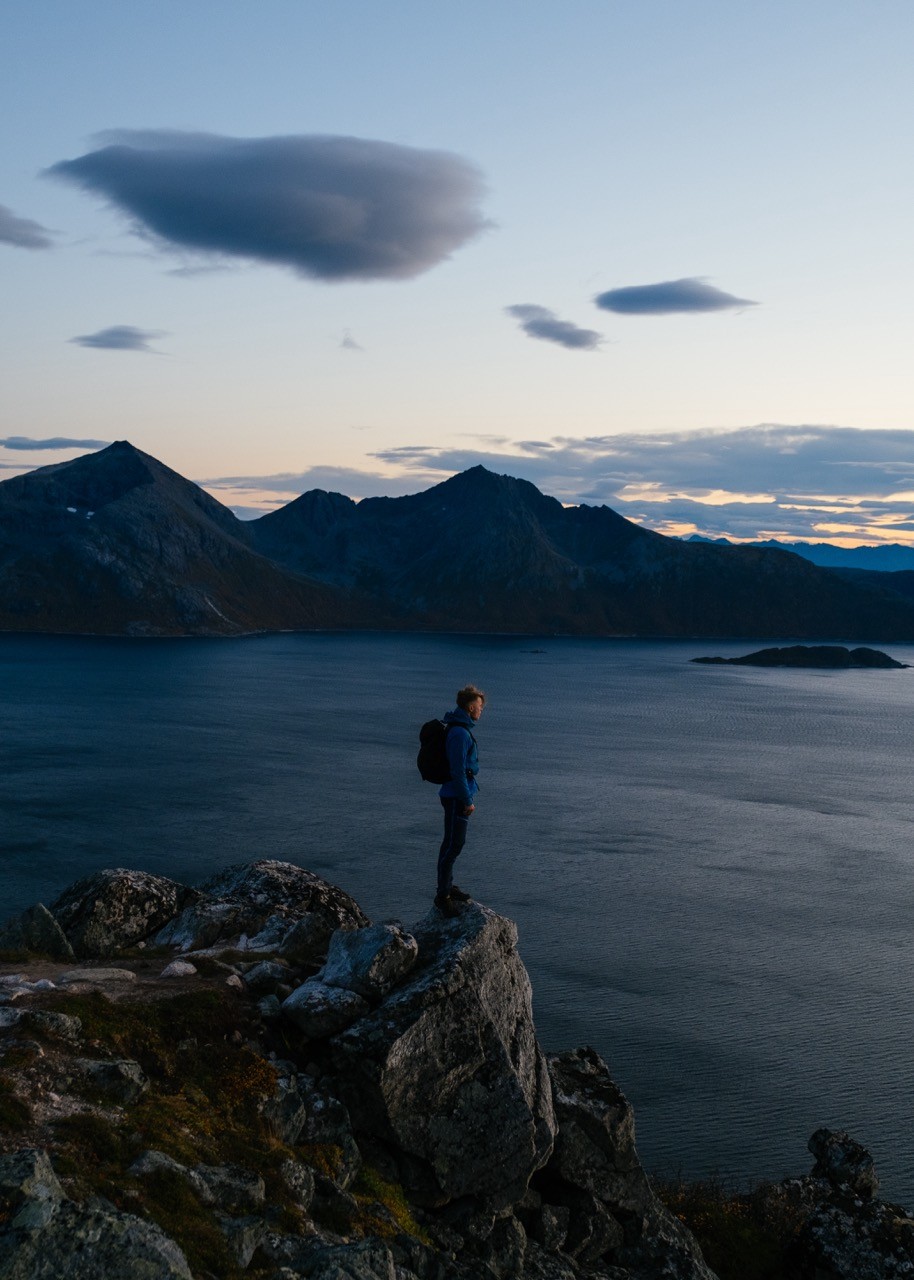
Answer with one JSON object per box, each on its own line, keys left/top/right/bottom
{"left": 0, "top": 860, "right": 719, "bottom": 1279}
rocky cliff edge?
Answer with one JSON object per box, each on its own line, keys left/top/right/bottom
{"left": 0, "top": 862, "right": 908, "bottom": 1280}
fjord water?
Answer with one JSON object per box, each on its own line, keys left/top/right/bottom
{"left": 4, "top": 632, "right": 914, "bottom": 1204}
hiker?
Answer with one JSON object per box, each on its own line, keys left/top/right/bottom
{"left": 435, "top": 685, "right": 485, "bottom": 916}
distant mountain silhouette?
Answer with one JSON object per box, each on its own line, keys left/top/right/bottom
{"left": 684, "top": 533, "right": 914, "bottom": 573}
{"left": 0, "top": 442, "right": 365, "bottom": 635}
{"left": 3, "top": 443, "right": 914, "bottom": 639}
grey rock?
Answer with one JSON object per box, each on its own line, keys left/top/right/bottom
{"left": 545, "top": 1047, "right": 714, "bottom": 1279}
{"left": 156, "top": 899, "right": 248, "bottom": 951}
{"left": 258, "top": 993, "right": 282, "bottom": 1020}
{"left": 72, "top": 1057, "right": 150, "bottom": 1104}
{"left": 243, "top": 959, "right": 289, "bottom": 994}
{"left": 294, "top": 1075, "right": 362, "bottom": 1189}
{"left": 0, "top": 1149, "right": 64, "bottom": 1231}
{"left": 194, "top": 1162, "right": 266, "bottom": 1213}
{"left": 50, "top": 868, "right": 197, "bottom": 958}
{"left": 322, "top": 923, "right": 418, "bottom": 1000}
{"left": 0, "top": 1147, "right": 193, "bottom": 1279}
{"left": 261, "top": 1074, "right": 309, "bottom": 1145}
{"left": 809, "top": 1127, "right": 880, "bottom": 1198}
{"left": 282, "top": 980, "right": 369, "bottom": 1039}
{"left": 129, "top": 1150, "right": 214, "bottom": 1204}
{"left": 216, "top": 1212, "right": 267, "bottom": 1268}
{"left": 329, "top": 904, "right": 555, "bottom": 1209}
{"left": 306, "top": 1236, "right": 397, "bottom": 1280}
{"left": 0, "top": 903, "right": 75, "bottom": 960}
{"left": 20, "top": 1009, "right": 82, "bottom": 1044}
{"left": 278, "top": 914, "right": 342, "bottom": 966}
{"left": 58, "top": 966, "right": 137, "bottom": 985}
{"left": 0, "top": 1009, "right": 23, "bottom": 1030}
{"left": 788, "top": 1197, "right": 914, "bottom": 1279}
{"left": 155, "top": 860, "right": 369, "bottom": 959}
{"left": 279, "top": 1157, "right": 316, "bottom": 1212}
{"left": 159, "top": 959, "right": 198, "bottom": 978}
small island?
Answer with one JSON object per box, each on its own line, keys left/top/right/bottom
{"left": 692, "top": 644, "right": 908, "bottom": 668}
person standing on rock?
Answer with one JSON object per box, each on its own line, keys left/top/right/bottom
{"left": 435, "top": 686, "right": 485, "bottom": 917}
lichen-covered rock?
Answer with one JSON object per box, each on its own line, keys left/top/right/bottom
{"left": 282, "top": 979, "right": 369, "bottom": 1038}
{"left": 159, "top": 959, "right": 198, "bottom": 978}
{"left": 20, "top": 1009, "right": 83, "bottom": 1044}
{"left": 129, "top": 1150, "right": 214, "bottom": 1204}
{"left": 0, "top": 903, "right": 75, "bottom": 960}
{"left": 194, "top": 1162, "right": 265, "bottom": 1213}
{"left": 329, "top": 904, "right": 556, "bottom": 1209}
{"left": 72, "top": 1057, "right": 149, "bottom": 1104}
{"left": 0, "top": 1147, "right": 192, "bottom": 1279}
{"left": 808, "top": 1127, "right": 880, "bottom": 1199}
{"left": 305, "top": 1236, "right": 398, "bottom": 1280}
{"left": 787, "top": 1197, "right": 914, "bottom": 1279}
{"left": 294, "top": 1074, "right": 362, "bottom": 1189}
{"left": 542, "top": 1047, "right": 714, "bottom": 1280}
{"left": 0, "top": 1149, "right": 63, "bottom": 1230}
{"left": 51, "top": 868, "right": 198, "bottom": 958}
{"left": 242, "top": 959, "right": 289, "bottom": 994}
{"left": 279, "top": 1157, "right": 315, "bottom": 1212}
{"left": 322, "top": 923, "right": 419, "bottom": 999}
{"left": 156, "top": 860, "right": 369, "bottom": 958}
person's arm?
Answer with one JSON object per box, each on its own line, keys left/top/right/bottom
{"left": 445, "top": 727, "right": 474, "bottom": 810}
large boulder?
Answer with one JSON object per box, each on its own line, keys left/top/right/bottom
{"left": 50, "top": 868, "right": 198, "bottom": 958}
{"left": 156, "top": 860, "right": 369, "bottom": 958}
{"left": 329, "top": 904, "right": 556, "bottom": 1209}
{"left": 282, "top": 980, "right": 369, "bottom": 1039}
{"left": 0, "top": 1147, "right": 192, "bottom": 1279}
{"left": 0, "top": 903, "right": 75, "bottom": 960}
{"left": 322, "top": 922, "right": 419, "bottom": 999}
{"left": 540, "top": 1047, "right": 714, "bottom": 1279}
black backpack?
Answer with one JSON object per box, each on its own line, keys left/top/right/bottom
{"left": 417, "top": 719, "right": 476, "bottom": 784}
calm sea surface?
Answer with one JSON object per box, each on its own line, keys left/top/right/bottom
{"left": 3, "top": 631, "right": 914, "bottom": 1204}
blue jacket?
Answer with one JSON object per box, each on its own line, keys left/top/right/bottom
{"left": 438, "top": 708, "right": 479, "bottom": 808}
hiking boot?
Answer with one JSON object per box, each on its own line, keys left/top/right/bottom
{"left": 434, "top": 893, "right": 460, "bottom": 918}
{"left": 449, "top": 885, "right": 471, "bottom": 902}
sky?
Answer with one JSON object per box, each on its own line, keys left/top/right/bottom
{"left": 3, "top": 1, "right": 914, "bottom": 546}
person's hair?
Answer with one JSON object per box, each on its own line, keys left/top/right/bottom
{"left": 456, "top": 685, "right": 486, "bottom": 709}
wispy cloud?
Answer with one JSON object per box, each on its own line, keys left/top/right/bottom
{"left": 369, "top": 424, "right": 914, "bottom": 545}
{"left": 595, "top": 277, "right": 757, "bottom": 315}
{"left": 69, "top": 325, "right": 164, "bottom": 352}
{"left": 506, "top": 304, "right": 603, "bottom": 351}
{"left": 48, "top": 130, "right": 488, "bottom": 282}
{"left": 0, "top": 203, "right": 54, "bottom": 250}
{"left": 0, "top": 435, "right": 109, "bottom": 451}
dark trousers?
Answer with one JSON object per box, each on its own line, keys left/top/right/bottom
{"left": 437, "top": 796, "right": 469, "bottom": 896}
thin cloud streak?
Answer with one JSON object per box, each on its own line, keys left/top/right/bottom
{"left": 0, "top": 203, "right": 55, "bottom": 250}
{"left": 69, "top": 325, "right": 164, "bottom": 352}
{"left": 506, "top": 304, "right": 603, "bottom": 350}
{"left": 595, "top": 277, "right": 757, "bottom": 314}
{"left": 48, "top": 130, "right": 489, "bottom": 282}
{"left": 0, "top": 436, "right": 109, "bottom": 451}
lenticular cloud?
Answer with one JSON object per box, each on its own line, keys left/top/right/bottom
{"left": 48, "top": 130, "right": 488, "bottom": 282}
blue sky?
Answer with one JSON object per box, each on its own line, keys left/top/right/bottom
{"left": 3, "top": 1, "right": 914, "bottom": 544}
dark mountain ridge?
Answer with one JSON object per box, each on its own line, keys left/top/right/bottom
{"left": 0, "top": 441, "right": 367, "bottom": 636}
{"left": 3, "top": 441, "right": 914, "bottom": 639}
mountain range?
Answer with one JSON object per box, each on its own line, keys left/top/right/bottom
{"left": 3, "top": 440, "right": 914, "bottom": 640}
{"left": 684, "top": 533, "right": 914, "bottom": 572}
